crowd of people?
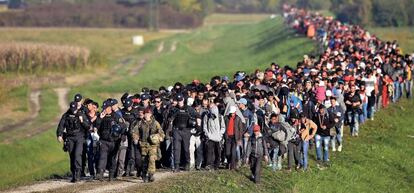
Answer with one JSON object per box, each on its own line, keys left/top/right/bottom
{"left": 56, "top": 4, "right": 414, "bottom": 184}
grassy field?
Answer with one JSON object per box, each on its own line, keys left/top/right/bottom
{"left": 1, "top": 13, "right": 413, "bottom": 192}
{"left": 204, "top": 13, "right": 271, "bottom": 26}
{"left": 0, "top": 15, "right": 315, "bottom": 190}
{"left": 74, "top": 16, "right": 316, "bottom": 99}
{"left": 368, "top": 27, "right": 414, "bottom": 53}
{"left": 123, "top": 99, "right": 414, "bottom": 193}
{"left": 0, "top": 28, "right": 172, "bottom": 128}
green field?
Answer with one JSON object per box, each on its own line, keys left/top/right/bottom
{"left": 368, "top": 27, "right": 414, "bottom": 54}
{"left": 0, "top": 13, "right": 413, "bottom": 192}
{"left": 0, "top": 15, "right": 315, "bottom": 190}
{"left": 120, "top": 99, "right": 414, "bottom": 193}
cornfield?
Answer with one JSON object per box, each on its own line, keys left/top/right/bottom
{"left": 0, "top": 42, "right": 91, "bottom": 73}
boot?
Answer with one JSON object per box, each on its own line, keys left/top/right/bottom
{"left": 173, "top": 165, "right": 180, "bottom": 173}
{"left": 142, "top": 173, "right": 148, "bottom": 183}
{"left": 148, "top": 173, "right": 155, "bottom": 182}
{"left": 184, "top": 164, "right": 190, "bottom": 171}
{"left": 70, "top": 172, "right": 77, "bottom": 183}
{"left": 95, "top": 170, "right": 104, "bottom": 181}
{"left": 75, "top": 169, "right": 82, "bottom": 182}
{"left": 109, "top": 171, "right": 115, "bottom": 181}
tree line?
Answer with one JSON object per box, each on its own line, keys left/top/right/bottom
{"left": 2, "top": 0, "right": 414, "bottom": 28}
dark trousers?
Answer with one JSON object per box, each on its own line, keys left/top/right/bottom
{"left": 81, "top": 141, "right": 87, "bottom": 175}
{"left": 98, "top": 140, "right": 118, "bottom": 176}
{"left": 67, "top": 137, "right": 85, "bottom": 178}
{"left": 205, "top": 139, "right": 221, "bottom": 169}
{"left": 173, "top": 129, "right": 191, "bottom": 168}
{"left": 287, "top": 141, "right": 301, "bottom": 169}
{"left": 225, "top": 136, "right": 237, "bottom": 169}
{"left": 125, "top": 134, "right": 138, "bottom": 175}
{"left": 249, "top": 155, "right": 262, "bottom": 183}
{"left": 132, "top": 143, "right": 142, "bottom": 175}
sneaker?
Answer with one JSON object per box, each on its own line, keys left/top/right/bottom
{"left": 355, "top": 133, "right": 359, "bottom": 137}
{"left": 148, "top": 174, "right": 155, "bottom": 182}
{"left": 332, "top": 146, "right": 337, "bottom": 152}
{"left": 338, "top": 145, "right": 342, "bottom": 152}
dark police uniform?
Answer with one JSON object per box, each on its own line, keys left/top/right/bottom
{"left": 95, "top": 111, "right": 127, "bottom": 180}
{"left": 170, "top": 104, "right": 197, "bottom": 171}
{"left": 56, "top": 105, "right": 90, "bottom": 182}
{"left": 121, "top": 107, "right": 140, "bottom": 176}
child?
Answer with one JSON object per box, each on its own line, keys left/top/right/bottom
{"left": 248, "top": 124, "right": 269, "bottom": 184}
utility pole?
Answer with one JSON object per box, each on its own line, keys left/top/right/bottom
{"left": 148, "top": 0, "right": 159, "bottom": 32}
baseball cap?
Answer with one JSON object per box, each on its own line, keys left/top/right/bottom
{"left": 124, "top": 98, "right": 133, "bottom": 108}
{"left": 253, "top": 124, "right": 260, "bottom": 132}
{"left": 141, "top": 94, "right": 150, "bottom": 100}
{"left": 175, "top": 94, "right": 184, "bottom": 101}
{"left": 237, "top": 98, "right": 248, "bottom": 105}
{"left": 74, "top": 94, "right": 82, "bottom": 103}
{"left": 69, "top": 102, "right": 77, "bottom": 113}
{"left": 102, "top": 100, "right": 111, "bottom": 110}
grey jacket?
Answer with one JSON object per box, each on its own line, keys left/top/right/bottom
{"left": 203, "top": 106, "right": 225, "bottom": 142}
{"left": 247, "top": 133, "right": 268, "bottom": 158}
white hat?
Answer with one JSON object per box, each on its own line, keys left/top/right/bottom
{"left": 319, "top": 80, "right": 325, "bottom": 87}
{"left": 167, "top": 86, "right": 173, "bottom": 92}
{"left": 326, "top": 90, "right": 332, "bottom": 97}
{"left": 229, "top": 106, "right": 237, "bottom": 114}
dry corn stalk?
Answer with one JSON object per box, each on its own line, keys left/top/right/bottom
{"left": 0, "top": 42, "right": 91, "bottom": 73}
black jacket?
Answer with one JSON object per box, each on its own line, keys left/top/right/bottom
{"left": 57, "top": 110, "right": 90, "bottom": 138}
{"left": 313, "top": 112, "right": 334, "bottom": 137}
{"left": 96, "top": 112, "right": 127, "bottom": 142}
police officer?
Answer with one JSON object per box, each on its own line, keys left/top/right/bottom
{"left": 121, "top": 98, "right": 139, "bottom": 177}
{"left": 170, "top": 94, "right": 197, "bottom": 172}
{"left": 131, "top": 108, "right": 164, "bottom": 182}
{"left": 95, "top": 99, "right": 127, "bottom": 181}
{"left": 57, "top": 101, "right": 90, "bottom": 183}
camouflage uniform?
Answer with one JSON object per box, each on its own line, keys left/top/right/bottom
{"left": 131, "top": 117, "right": 164, "bottom": 176}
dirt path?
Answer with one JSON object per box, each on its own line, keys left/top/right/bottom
{"left": 170, "top": 41, "right": 177, "bottom": 52}
{"left": 5, "top": 180, "right": 83, "bottom": 193}
{"left": 0, "top": 90, "right": 41, "bottom": 133}
{"left": 3, "top": 171, "right": 180, "bottom": 193}
{"left": 129, "top": 59, "right": 148, "bottom": 76}
{"left": 157, "top": 41, "right": 164, "bottom": 53}
{"left": 54, "top": 88, "right": 70, "bottom": 113}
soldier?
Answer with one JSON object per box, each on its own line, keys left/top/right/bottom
{"left": 131, "top": 108, "right": 165, "bottom": 183}
{"left": 57, "top": 101, "right": 90, "bottom": 183}
{"left": 95, "top": 99, "right": 127, "bottom": 181}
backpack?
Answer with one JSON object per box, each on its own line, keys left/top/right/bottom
{"left": 271, "top": 121, "right": 295, "bottom": 142}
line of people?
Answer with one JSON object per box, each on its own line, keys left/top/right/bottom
{"left": 56, "top": 5, "right": 414, "bottom": 184}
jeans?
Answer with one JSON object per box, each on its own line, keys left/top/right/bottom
{"left": 269, "top": 147, "right": 282, "bottom": 171}
{"left": 301, "top": 140, "right": 309, "bottom": 169}
{"left": 360, "top": 102, "right": 368, "bottom": 123}
{"left": 393, "top": 81, "right": 400, "bottom": 102}
{"left": 405, "top": 80, "right": 412, "bottom": 98}
{"left": 315, "top": 134, "right": 330, "bottom": 162}
{"left": 164, "top": 138, "right": 174, "bottom": 169}
{"left": 331, "top": 124, "right": 343, "bottom": 148}
{"left": 347, "top": 111, "right": 359, "bottom": 135}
